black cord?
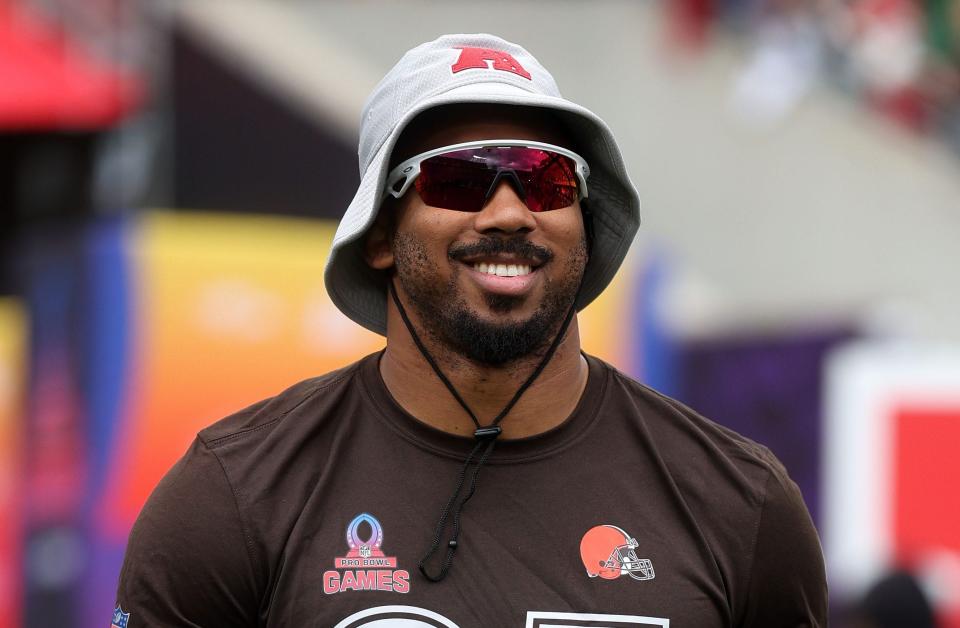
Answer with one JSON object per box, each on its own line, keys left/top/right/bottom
{"left": 388, "top": 281, "right": 577, "bottom": 582}
{"left": 390, "top": 282, "right": 480, "bottom": 429}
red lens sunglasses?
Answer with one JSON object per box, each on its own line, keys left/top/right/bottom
{"left": 383, "top": 139, "right": 590, "bottom": 213}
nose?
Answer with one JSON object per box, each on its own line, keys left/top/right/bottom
{"left": 472, "top": 180, "right": 537, "bottom": 235}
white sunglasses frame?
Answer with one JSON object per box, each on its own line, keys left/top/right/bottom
{"left": 383, "top": 139, "right": 591, "bottom": 206}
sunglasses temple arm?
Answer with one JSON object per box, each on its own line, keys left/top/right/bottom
{"left": 384, "top": 166, "right": 420, "bottom": 200}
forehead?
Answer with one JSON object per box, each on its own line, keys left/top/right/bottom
{"left": 389, "top": 103, "right": 572, "bottom": 168}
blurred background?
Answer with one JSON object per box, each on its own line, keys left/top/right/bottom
{"left": 1, "top": 0, "right": 959, "bottom": 626}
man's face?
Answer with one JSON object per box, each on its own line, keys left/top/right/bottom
{"left": 377, "top": 108, "right": 589, "bottom": 366}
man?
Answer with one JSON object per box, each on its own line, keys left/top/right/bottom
{"left": 115, "top": 34, "right": 827, "bottom": 627}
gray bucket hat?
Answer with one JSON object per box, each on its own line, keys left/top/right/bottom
{"left": 324, "top": 33, "right": 641, "bottom": 335}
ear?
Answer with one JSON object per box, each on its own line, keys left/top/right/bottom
{"left": 363, "top": 208, "right": 395, "bottom": 270}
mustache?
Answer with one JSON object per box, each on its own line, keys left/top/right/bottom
{"left": 448, "top": 237, "right": 554, "bottom": 265}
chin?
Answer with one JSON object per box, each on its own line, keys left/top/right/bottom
{"left": 482, "top": 292, "right": 529, "bottom": 314}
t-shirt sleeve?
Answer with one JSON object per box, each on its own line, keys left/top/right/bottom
{"left": 739, "top": 467, "right": 828, "bottom": 627}
{"left": 114, "top": 439, "right": 260, "bottom": 627}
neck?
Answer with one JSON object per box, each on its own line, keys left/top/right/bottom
{"left": 379, "top": 298, "right": 588, "bottom": 439}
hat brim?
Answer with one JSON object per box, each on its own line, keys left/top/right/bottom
{"left": 324, "top": 82, "right": 641, "bottom": 336}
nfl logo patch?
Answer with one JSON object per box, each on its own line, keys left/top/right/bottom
{"left": 112, "top": 605, "right": 130, "bottom": 628}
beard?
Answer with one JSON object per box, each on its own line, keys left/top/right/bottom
{"left": 392, "top": 233, "right": 588, "bottom": 366}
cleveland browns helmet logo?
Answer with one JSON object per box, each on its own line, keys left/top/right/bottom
{"left": 579, "top": 525, "right": 655, "bottom": 581}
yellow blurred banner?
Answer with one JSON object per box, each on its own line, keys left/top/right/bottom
{"left": 0, "top": 298, "right": 26, "bottom": 628}
{"left": 578, "top": 250, "right": 639, "bottom": 370}
{"left": 103, "top": 212, "right": 384, "bottom": 531}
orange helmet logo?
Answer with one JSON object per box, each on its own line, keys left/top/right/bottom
{"left": 579, "top": 525, "right": 655, "bottom": 581}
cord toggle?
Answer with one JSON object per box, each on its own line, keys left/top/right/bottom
{"left": 473, "top": 426, "right": 502, "bottom": 440}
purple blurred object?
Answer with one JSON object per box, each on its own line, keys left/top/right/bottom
{"left": 674, "top": 326, "right": 856, "bottom": 528}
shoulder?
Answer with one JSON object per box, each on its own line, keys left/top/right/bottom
{"left": 589, "top": 354, "right": 785, "bottom": 493}
{"left": 117, "top": 354, "right": 382, "bottom": 621}
{"left": 586, "top": 355, "right": 825, "bottom": 623}
{"left": 189, "top": 353, "right": 380, "bottom": 546}
{"left": 196, "top": 353, "right": 374, "bottom": 450}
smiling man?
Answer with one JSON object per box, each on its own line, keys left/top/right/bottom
{"left": 362, "top": 103, "right": 592, "bottom": 441}
{"left": 114, "top": 34, "right": 827, "bottom": 627}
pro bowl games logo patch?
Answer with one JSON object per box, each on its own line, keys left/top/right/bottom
{"left": 323, "top": 513, "right": 410, "bottom": 594}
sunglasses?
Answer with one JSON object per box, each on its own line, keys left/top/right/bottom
{"left": 384, "top": 139, "right": 590, "bottom": 213}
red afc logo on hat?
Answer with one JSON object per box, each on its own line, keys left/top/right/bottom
{"left": 451, "top": 47, "right": 532, "bottom": 80}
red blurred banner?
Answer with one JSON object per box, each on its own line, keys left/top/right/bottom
{"left": 0, "top": 0, "right": 141, "bottom": 130}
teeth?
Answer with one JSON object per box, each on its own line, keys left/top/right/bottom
{"left": 472, "top": 263, "right": 533, "bottom": 277}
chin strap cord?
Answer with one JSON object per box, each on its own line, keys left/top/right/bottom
{"left": 388, "top": 281, "right": 576, "bottom": 582}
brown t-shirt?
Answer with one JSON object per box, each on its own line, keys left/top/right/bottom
{"left": 115, "top": 352, "right": 826, "bottom": 627}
